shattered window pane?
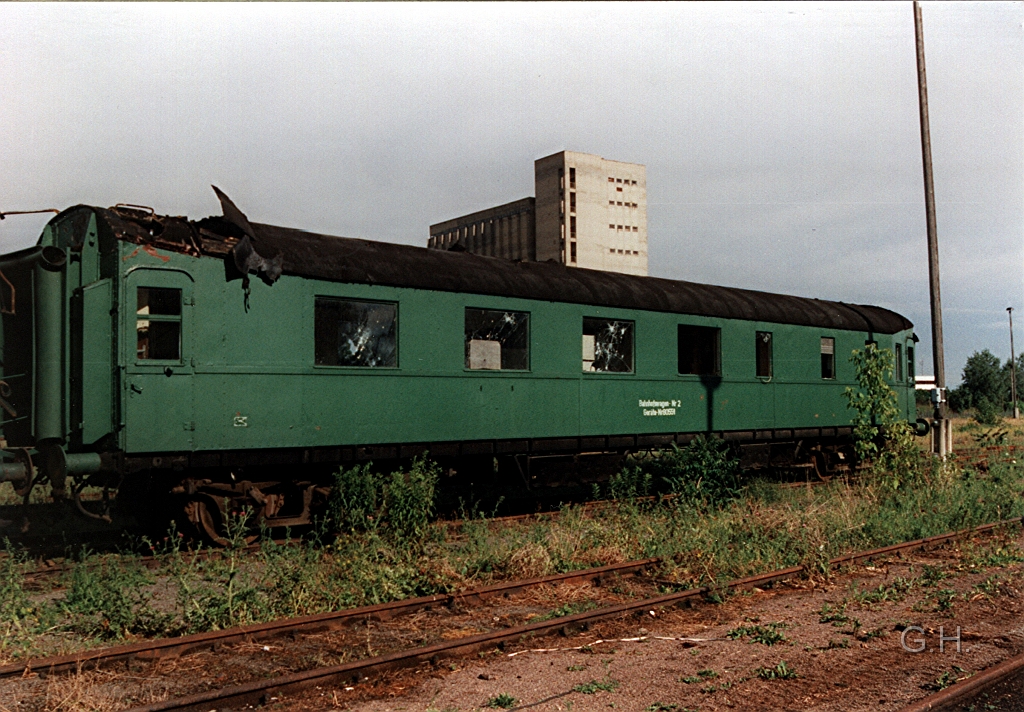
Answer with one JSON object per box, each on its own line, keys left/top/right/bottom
{"left": 582, "top": 318, "right": 634, "bottom": 373}
{"left": 465, "top": 309, "right": 529, "bottom": 370}
{"left": 315, "top": 298, "right": 397, "bottom": 367}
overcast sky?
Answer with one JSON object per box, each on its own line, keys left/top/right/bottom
{"left": 1, "top": 2, "right": 1020, "bottom": 386}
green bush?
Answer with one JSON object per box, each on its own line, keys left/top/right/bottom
{"left": 384, "top": 458, "right": 440, "bottom": 541}
{"left": 60, "top": 555, "right": 173, "bottom": 639}
{"left": 645, "top": 436, "right": 741, "bottom": 508}
{"left": 0, "top": 541, "right": 33, "bottom": 655}
{"left": 329, "top": 463, "right": 382, "bottom": 534}
{"left": 844, "top": 344, "right": 918, "bottom": 488}
{"left": 607, "top": 464, "right": 653, "bottom": 500}
{"left": 974, "top": 396, "right": 1002, "bottom": 426}
{"left": 328, "top": 457, "right": 439, "bottom": 542}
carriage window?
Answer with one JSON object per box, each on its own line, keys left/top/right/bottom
{"left": 895, "top": 343, "right": 903, "bottom": 381}
{"left": 583, "top": 318, "right": 634, "bottom": 373}
{"left": 821, "top": 337, "right": 836, "bottom": 379}
{"left": 907, "top": 346, "right": 915, "bottom": 380}
{"left": 314, "top": 298, "right": 397, "bottom": 367}
{"left": 756, "top": 331, "right": 773, "bottom": 378}
{"left": 136, "top": 287, "right": 181, "bottom": 361}
{"left": 465, "top": 308, "right": 529, "bottom": 370}
{"left": 678, "top": 325, "right": 720, "bottom": 376}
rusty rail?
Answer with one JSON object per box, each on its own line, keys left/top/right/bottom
{"left": 0, "top": 558, "right": 657, "bottom": 680}
{"left": 119, "top": 516, "right": 1024, "bottom": 712}
{"left": 898, "top": 650, "right": 1024, "bottom": 712}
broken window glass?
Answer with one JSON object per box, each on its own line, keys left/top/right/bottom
{"left": 315, "top": 298, "right": 397, "bottom": 367}
{"left": 678, "top": 325, "right": 720, "bottom": 376}
{"left": 583, "top": 318, "right": 634, "bottom": 373}
{"left": 136, "top": 287, "right": 181, "bottom": 361}
{"left": 465, "top": 308, "right": 529, "bottom": 370}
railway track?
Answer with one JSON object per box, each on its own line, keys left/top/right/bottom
{"left": 0, "top": 558, "right": 659, "bottom": 681}
{"left": 8, "top": 516, "right": 1018, "bottom": 712}
{"left": 899, "top": 650, "right": 1024, "bottom": 712}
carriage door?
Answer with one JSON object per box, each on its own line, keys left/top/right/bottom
{"left": 124, "top": 269, "right": 194, "bottom": 453}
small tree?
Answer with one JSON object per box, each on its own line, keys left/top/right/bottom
{"left": 958, "top": 349, "right": 1008, "bottom": 413}
{"left": 844, "top": 344, "right": 917, "bottom": 488}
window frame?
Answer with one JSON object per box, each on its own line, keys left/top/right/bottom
{"left": 755, "top": 331, "right": 773, "bottom": 379}
{"left": 895, "top": 343, "right": 903, "bottom": 381}
{"left": 313, "top": 296, "right": 399, "bottom": 369}
{"left": 582, "top": 317, "right": 636, "bottom": 374}
{"left": 134, "top": 285, "right": 183, "bottom": 364}
{"left": 677, "top": 324, "right": 722, "bottom": 377}
{"left": 820, "top": 336, "right": 836, "bottom": 380}
{"left": 463, "top": 307, "right": 531, "bottom": 372}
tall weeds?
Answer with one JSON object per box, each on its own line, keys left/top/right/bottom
{"left": 3, "top": 446, "right": 1022, "bottom": 661}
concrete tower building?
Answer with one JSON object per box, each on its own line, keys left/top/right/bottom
{"left": 428, "top": 151, "right": 647, "bottom": 276}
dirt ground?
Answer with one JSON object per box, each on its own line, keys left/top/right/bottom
{"left": 289, "top": 533, "right": 1024, "bottom": 712}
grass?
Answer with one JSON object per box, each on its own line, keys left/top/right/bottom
{"left": 2, "top": 432, "right": 1024, "bottom": 665}
{"left": 756, "top": 661, "right": 798, "bottom": 680}
{"left": 572, "top": 678, "right": 619, "bottom": 694}
{"left": 853, "top": 577, "right": 915, "bottom": 606}
{"left": 817, "top": 602, "right": 851, "bottom": 626}
{"left": 539, "top": 601, "right": 599, "bottom": 621}
{"left": 487, "top": 692, "right": 517, "bottom": 709}
{"left": 726, "top": 622, "right": 787, "bottom": 646}
{"left": 925, "top": 666, "right": 969, "bottom": 691}
{"left": 680, "top": 669, "right": 718, "bottom": 684}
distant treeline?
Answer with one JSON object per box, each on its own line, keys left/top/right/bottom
{"left": 939, "top": 350, "right": 1024, "bottom": 422}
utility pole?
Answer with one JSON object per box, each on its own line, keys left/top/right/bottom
{"left": 1010, "top": 307, "right": 1019, "bottom": 419}
{"left": 914, "top": 1, "right": 950, "bottom": 457}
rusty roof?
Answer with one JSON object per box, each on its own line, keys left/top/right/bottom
{"left": 81, "top": 202, "right": 912, "bottom": 335}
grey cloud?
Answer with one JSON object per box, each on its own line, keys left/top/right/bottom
{"left": 0, "top": 1, "right": 1019, "bottom": 385}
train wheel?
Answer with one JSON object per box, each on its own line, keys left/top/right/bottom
{"left": 811, "top": 451, "right": 831, "bottom": 482}
{"left": 184, "top": 495, "right": 259, "bottom": 547}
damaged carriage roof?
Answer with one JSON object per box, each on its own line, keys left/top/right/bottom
{"left": 63, "top": 199, "right": 913, "bottom": 335}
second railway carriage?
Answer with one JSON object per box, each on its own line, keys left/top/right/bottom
{"left": 0, "top": 190, "right": 919, "bottom": 539}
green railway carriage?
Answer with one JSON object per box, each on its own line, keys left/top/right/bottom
{"left": 0, "top": 194, "right": 918, "bottom": 536}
